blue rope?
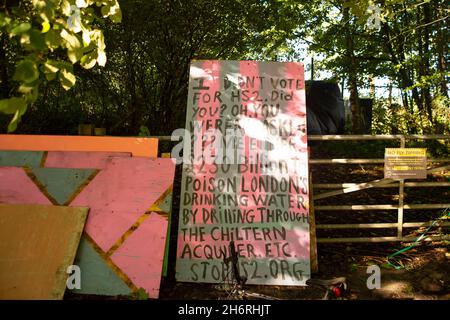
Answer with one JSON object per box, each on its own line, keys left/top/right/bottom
{"left": 387, "top": 207, "right": 450, "bottom": 270}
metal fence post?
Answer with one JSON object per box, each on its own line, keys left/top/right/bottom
{"left": 397, "top": 136, "right": 406, "bottom": 240}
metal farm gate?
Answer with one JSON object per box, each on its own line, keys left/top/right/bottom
{"left": 308, "top": 134, "right": 450, "bottom": 244}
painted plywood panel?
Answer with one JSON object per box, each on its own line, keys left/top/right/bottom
{"left": 176, "top": 60, "right": 310, "bottom": 286}
{"left": 71, "top": 157, "right": 175, "bottom": 252}
{"left": 71, "top": 237, "right": 132, "bottom": 296}
{"left": 157, "top": 192, "right": 173, "bottom": 214}
{"left": 45, "top": 151, "right": 131, "bottom": 169}
{"left": 156, "top": 191, "right": 173, "bottom": 277}
{"left": 0, "top": 167, "right": 51, "bottom": 205}
{"left": 111, "top": 213, "right": 168, "bottom": 299}
{"left": 0, "top": 135, "right": 158, "bottom": 157}
{"left": 31, "top": 168, "right": 96, "bottom": 205}
{"left": 0, "top": 151, "right": 43, "bottom": 167}
{"left": 0, "top": 155, "right": 175, "bottom": 298}
{"left": 0, "top": 204, "right": 88, "bottom": 300}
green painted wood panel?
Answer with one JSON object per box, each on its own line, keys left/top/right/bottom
{"left": 0, "top": 151, "right": 43, "bottom": 167}
{"left": 71, "top": 237, "right": 132, "bottom": 296}
{"left": 32, "top": 168, "right": 96, "bottom": 205}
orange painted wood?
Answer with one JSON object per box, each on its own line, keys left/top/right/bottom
{"left": 0, "top": 204, "right": 88, "bottom": 300}
{"left": 0, "top": 135, "right": 158, "bottom": 157}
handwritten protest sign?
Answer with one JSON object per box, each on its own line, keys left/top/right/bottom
{"left": 175, "top": 60, "right": 310, "bottom": 285}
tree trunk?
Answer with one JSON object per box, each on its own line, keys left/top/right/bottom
{"left": 381, "top": 21, "right": 420, "bottom": 133}
{"left": 0, "top": 33, "right": 9, "bottom": 99}
{"left": 420, "top": 3, "right": 433, "bottom": 124}
{"left": 123, "top": 23, "right": 140, "bottom": 135}
{"left": 344, "top": 7, "right": 363, "bottom": 134}
{"left": 388, "top": 81, "right": 393, "bottom": 107}
{"left": 369, "top": 75, "right": 376, "bottom": 99}
{"left": 388, "top": 81, "right": 399, "bottom": 134}
{"left": 401, "top": 91, "right": 409, "bottom": 112}
{"left": 436, "top": 1, "right": 448, "bottom": 98}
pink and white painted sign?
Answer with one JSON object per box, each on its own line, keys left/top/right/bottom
{"left": 176, "top": 60, "right": 310, "bottom": 285}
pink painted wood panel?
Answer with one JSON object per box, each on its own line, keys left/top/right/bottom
{"left": 0, "top": 167, "right": 51, "bottom": 205}
{"left": 71, "top": 157, "right": 175, "bottom": 252}
{"left": 111, "top": 213, "right": 168, "bottom": 299}
{"left": 0, "top": 134, "right": 158, "bottom": 157}
{"left": 45, "top": 151, "right": 131, "bottom": 169}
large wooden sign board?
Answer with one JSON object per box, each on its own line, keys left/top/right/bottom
{"left": 385, "top": 148, "right": 427, "bottom": 179}
{"left": 176, "top": 60, "right": 310, "bottom": 285}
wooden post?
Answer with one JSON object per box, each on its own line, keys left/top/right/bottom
{"left": 308, "top": 156, "right": 319, "bottom": 273}
{"left": 397, "top": 136, "right": 406, "bottom": 239}
{"left": 398, "top": 180, "right": 405, "bottom": 239}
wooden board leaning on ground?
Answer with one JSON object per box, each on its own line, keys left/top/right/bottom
{"left": 0, "top": 204, "right": 88, "bottom": 300}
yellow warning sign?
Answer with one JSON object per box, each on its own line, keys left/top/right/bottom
{"left": 384, "top": 148, "right": 427, "bottom": 179}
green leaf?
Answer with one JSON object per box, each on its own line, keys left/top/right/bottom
{"left": 60, "top": 29, "right": 82, "bottom": 49}
{"left": 80, "top": 50, "right": 98, "bottom": 69}
{"left": 10, "top": 23, "right": 31, "bottom": 36}
{"left": 39, "top": 6, "right": 55, "bottom": 23}
{"left": 42, "top": 61, "right": 58, "bottom": 81}
{"left": 110, "top": 11, "right": 122, "bottom": 23}
{"left": 67, "top": 48, "right": 83, "bottom": 63}
{"left": 97, "top": 50, "right": 106, "bottom": 66}
{"left": 26, "top": 88, "right": 39, "bottom": 103}
{"left": 41, "top": 21, "right": 51, "bottom": 33}
{"left": 45, "top": 29, "right": 62, "bottom": 50}
{"left": 54, "top": 61, "right": 73, "bottom": 73}
{"left": 45, "top": 72, "right": 57, "bottom": 81}
{"left": 100, "top": 2, "right": 122, "bottom": 23}
{"left": 42, "top": 61, "right": 59, "bottom": 74}
{"left": 7, "top": 100, "right": 28, "bottom": 132}
{"left": 18, "top": 83, "right": 35, "bottom": 94}
{"left": 82, "top": 30, "right": 91, "bottom": 46}
{"left": 139, "top": 126, "right": 151, "bottom": 137}
{"left": 8, "top": 111, "right": 20, "bottom": 132}
{"left": 0, "top": 14, "right": 11, "bottom": 27}
{"left": 13, "top": 60, "right": 39, "bottom": 84}
{"left": 76, "top": 0, "right": 88, "bottom": 8}
{"left": 96, "top": 30, "right": 105, "bottom": 50}
{"left": 0, "top": 97, "right": 26, "bottom": 115}
{"left": 83, "top": 7, "right": 96, "bottom": 24}
{"left": 29, "top": 29, "right": 46, "bottom": 50}
{"left": 101, "top": 5, "right": 111, "bottom": 18}
{"left": 18, "top": 84, "right": 39, "bottom": 103}
{"left": 59, "top": 69, "right": 76, "bottom": 90}
{"left": 61, "top": 0, "right": 72, "bottom": 16}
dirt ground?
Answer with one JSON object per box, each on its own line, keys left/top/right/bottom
{"left": 159, "top": 243, "right": 449, "bottom": 300}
